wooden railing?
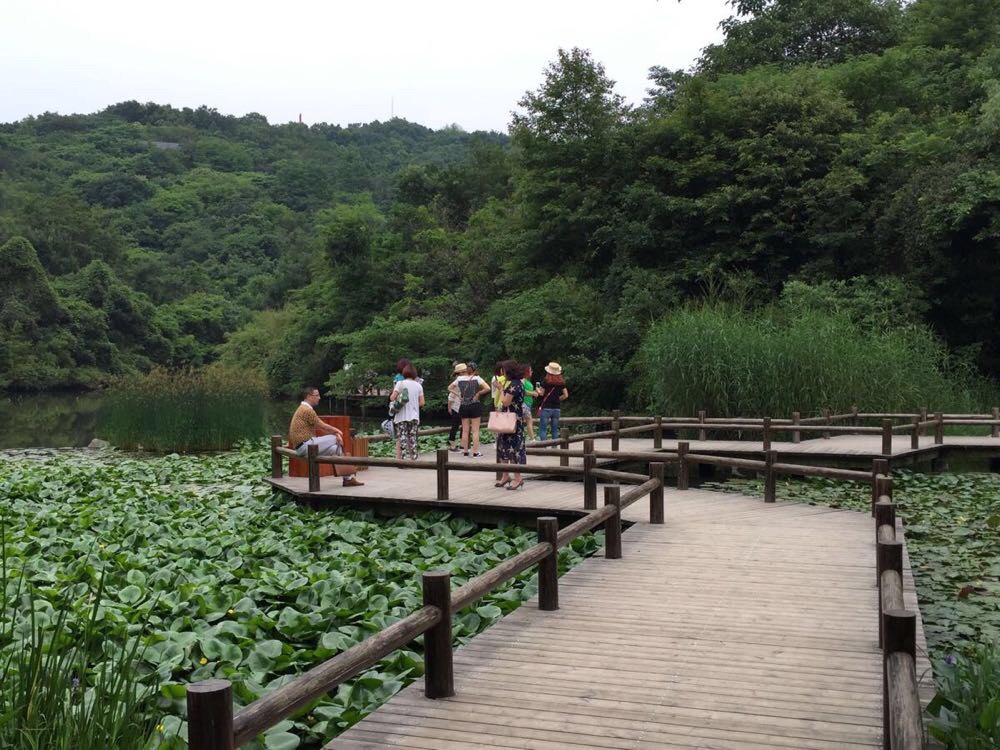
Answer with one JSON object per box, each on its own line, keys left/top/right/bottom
{"left": 187, "top": 471, "right": 666, "bottom": 749}
{"left": 873, "top": 477, "right": 925, "bottom": 749}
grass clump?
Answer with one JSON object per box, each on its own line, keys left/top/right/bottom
{"left": 97, "top": 366, "right": 267, "bottom": 452}
{"left": 633, "top": 302, "right": 992, "bottom": 417}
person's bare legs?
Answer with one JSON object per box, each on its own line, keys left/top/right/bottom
{"left": 471, "top": 417, "right": 481, "bottom": 453}
{"left": 461, "top": 418, "right": 471, "bottom": 454}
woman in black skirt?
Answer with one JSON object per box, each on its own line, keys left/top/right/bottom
{"left": 495, "top": 360, "right": 527, "bottom": 490}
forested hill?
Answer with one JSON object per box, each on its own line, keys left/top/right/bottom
{"left": 1, "top": 0, "right": 998, "bottom": 410}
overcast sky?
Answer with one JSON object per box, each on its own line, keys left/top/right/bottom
{"left": 1, "top": 0, "right": 732, "bottom": 132}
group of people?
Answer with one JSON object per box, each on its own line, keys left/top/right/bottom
{"left": 288, "top": 357, "right": 568, "bottom": 489}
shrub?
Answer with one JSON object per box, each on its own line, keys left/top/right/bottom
{"left": 97, "top": 365, "right": 267, "bottom": 451}
{"left": 632, "top": 302, "right": 992, "bottom": 417}
{"left": 928, "top": 647, "right": 1000, "bottom": 750}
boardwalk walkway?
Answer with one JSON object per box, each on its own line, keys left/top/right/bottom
{"left": 328, "top": 489, "right": 931, "bottom": 749}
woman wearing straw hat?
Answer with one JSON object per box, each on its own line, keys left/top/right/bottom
{"left": 536, "top": 362, "right": 569, "bottom": 442}
{"left": 446, "top": 362, "right": 466, "bottom": 451}
{"left": 449, "top": 362, "right": 490, "bottom": 457}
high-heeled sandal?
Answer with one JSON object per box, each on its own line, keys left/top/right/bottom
{"left": 494, "top": 478, "right": 512, "bottom": 488}
{"left": 506, "top": 480, "right": 525, "bottom": 491}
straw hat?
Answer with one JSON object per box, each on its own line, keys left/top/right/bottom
{"left": 544, "top": 362, "right": 563, "bottom": 375}
{"left": 453, "top": 363, "right": 468, "bottom": 374}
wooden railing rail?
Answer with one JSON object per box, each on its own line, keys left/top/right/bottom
{"left": 191, "top": 470, "right": 665, "bottom": 749}
{"left": 872, "top": 484, "right": 924, "bottom": 749}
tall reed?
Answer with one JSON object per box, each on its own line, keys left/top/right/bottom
{"left": 98, "top": 365, "right": 267, "bottom": 452}
{"left": 632, "top": 303, "right": 995, "bottom": 417}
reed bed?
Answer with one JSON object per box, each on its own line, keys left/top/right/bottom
{"left": 97, "top": 366, "right": 267, "bottom": 452}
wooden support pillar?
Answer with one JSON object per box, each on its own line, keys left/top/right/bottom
{"left": 611, "top": 409, "right": 621, "bottom": 452}
{"left": 537, "top": 517, "right": 559, "bottom": 611}
{"left": 791, "top": 411, "right": 801, "bottom": 444}
{"left": 677, "top": 442, "right": 690, "bottom": 490}
{"left": 992, "top": 407, "right": 999, "bottom": 438}
{"left": 881, "top": 418, "right": 893, "bottom": 457}
{"left": 919, "top": 406, "right": 928, "bottom": 436}
{"left": 762, "top": 416, "right": 772, "bottom": 452}
{"left": 559, "top": 428, "right": 569, "bottom": 467}
{"left": 270, "top": 435, "right": 283, "bottom": 478}
{"left": 583, "top": 439, "right": 597, "bottom": 510}
{"left": 422, "top": 571, "right": 454, "bottom": 699}
{"left": 604, "top": 486, "right": 622, "bottom": 559}
{"left": 649, "top": 463, "right": 665, "bottom": 525}
{"left": 436, "top": 448, "right": 449, "bottom": 501}
{"left": 653, "top": 415, "right": 663, "bottom": 450}
{"left": 823, "top": 408, "right": 832, "bottom": 439}
{"left": 698, "top": 410, "right": 707, "bottom": 442}
{"left": 934, "top": 412, "right": 944, "bottom": 445}
{"left": 307, "top": 443, "right": 320, "bottom": 493}
{"left": 764, "top": 450, "right": 776, "bottom": 503}
{"left": 187, "top": 679, "right": 234, "bottom": 750}
{"left": 910, "top": 417, "right": 919, "bottom": 450}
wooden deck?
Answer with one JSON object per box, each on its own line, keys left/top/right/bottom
{"left": 327, "top": 489, "right": 933, "bottom": 749}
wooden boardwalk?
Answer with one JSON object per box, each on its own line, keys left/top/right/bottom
{"left": 327, "top": 488, "right": 932, "bottom": 749}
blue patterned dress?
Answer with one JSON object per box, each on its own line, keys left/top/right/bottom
{"left": 496, "top": 380, "right": 526, "bottom": 464}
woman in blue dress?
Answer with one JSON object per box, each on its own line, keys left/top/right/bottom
{"left": 495, "top": 360, "right": 527, "bottom": 490}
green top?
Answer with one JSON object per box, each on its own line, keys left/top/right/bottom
{"left": 522, "top": 379, "right": 536, "bottom": 407}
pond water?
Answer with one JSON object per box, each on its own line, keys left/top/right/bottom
{"left": 0, "top": 392, "right": 395, "bottom": 450}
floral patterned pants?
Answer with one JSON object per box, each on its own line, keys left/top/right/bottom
{"left": 396, "top": 419, "right": 419, "bottom": 460}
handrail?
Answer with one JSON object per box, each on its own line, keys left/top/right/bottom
{"left": 192, "top": 467, "right": 668, "bottom": 749}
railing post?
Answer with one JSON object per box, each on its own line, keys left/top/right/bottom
{"left": 934, "top": 412, "right": 944, "bottom": 445}
{"left": 882, "top": 418, "right": 893, "bottom": 457}
{"left": 823, "top": 408, "right": 831, "bottom": 439}
{"left": 698, "top": 409, "right": 706, "bottom": 442}
{"left": 762, "top": 416, "right": 772, "bottom": 452}
{"left": 871, "top": 458, "right": 889, "bottom": 517}
{"left": 307, "top": 443, "right": 320, "bottom": 492}
{"left": 851, "top": 404, "right": 859, "bottom": 426}
{"left": 537, "top": 517, "right": 559, "bottom": 611}
{"left": 791, "top": 411, "right": 801, "bottom": 444}
{"left": 910, "top": 416, "right": 919, "bottom": 450}
{"left": 187, "top": 679, "right": 235, "bottom": 750}
{"left": 270, "top": 435, "right": 283, "bottom": 478}
{"left": 919, "top": 406, "right": 928, "bottom": 436}
{"left": 877, "top": 539, "right": 904, "bottom": 648}
{"left": 611, "top": 409, "right": 621, "bottom": 452}
{"left": 422, "top": 571, "right": 454, "bottom": 699}
{"left": 874, "top": 498, "right": 896, "bottom": 539}
{"left": 583, "top": 439, "right": 596, "bottom": 510}
{"left": 677, "top": 441, "right": 689, "bottom": 490}
{"left": 882, "top": 609, "right": 918, "bottom": 750}
{"left": 559, "top": 428, "right": 569, "bottom": 467}
{"left": 649, "top": 462, "right": 665, "bottom": 525}
{"left": 653, "top": 415, "right": 663, "bottom": 450}
{"left": 764, "top": 449, "right": 776, "bottom": 503}
{"left": 436, "top": 448, "right": 449, "bottom": 501}
{"left": 877, "top": 474, "right": 893, "bottom": 503}
{"left": 604, "top": 486, "right": 622, "bottom": 559}
{"left": 992, "top": 407, "right": 999, "bottom": 438}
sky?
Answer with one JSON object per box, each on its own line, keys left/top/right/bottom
{"left": 0, "top": 0, "right": 732, "bottom": 133}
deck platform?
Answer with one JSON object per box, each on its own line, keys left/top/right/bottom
{"left": 327, "top": 489, "right": 933, "bottom": 749}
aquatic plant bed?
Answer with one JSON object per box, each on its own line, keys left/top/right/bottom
{"left": 0, "top": 446, "right": 600, "bottom": 749}
{"left": 703, "top": 470, "right": 1000, "bottom": 747}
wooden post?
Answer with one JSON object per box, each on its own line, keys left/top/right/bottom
{"left": 877, "top": 539, "right": 904, "bottom": 647}
{"left": 877, "top": 474, "right": 893, "bottom": 503}
{"left": 653, "top": 415, "right": 663, "bottom": 450}
{"left": 934, "top": 412, "right": 944, "bottom": 445}
{"left": 882, "top": 609, "right": 918, "bottom": 750}
{"left": 436, "top": 448, "right": 449, "bottom": 501}
{"left": 871, "top": 459, "right": 889, "bottom": 517}
{"left": 698, "top": 410, "right": 706, "bottom": 442}
{"left": 537, "top": 517, "right": 559, "bottom": 611}
{"left": 677, "top": 442, "right": 690, "bottom": 490}
{"left": 583, "top": 439, "right": 597, "bottom": 510}
{"left": 851, "top": 404, "right": 859, "bottom": 426}
{"left": 422, "top": 571, "right": 454, "bottom": 699}
{"left": 910, "top": 416, "right": 919, "bottom": 450}
{"left": 307, "top": 443, "right": 320, "bottom": 493}
{"left": 791, "top": 411, "right": 801, "bottom": 444}
{"left": 992, "top": 407, "right": 999, "bottom": 438}
{"left": 919, "top": 406, "right": 928, "bottom": 436}
{"left": 823, "top": 408, "right": 831, "bottom": 439}
{"left": 649, "top": 463, "right": 665, "bottom": 525}
{"left": 604, "top": 486, "right": 622, "bottom": 559}
{"left": 874, "top": 498, "right": 896, "bottom": 537}
{"left": 611, "top": 409, "right": 621, "bottom": 452}
{"left": 559, "top": 428, "right": 570, "bottom": 467}
{"left": 762, "top": 416, "right": 772, "bottom": 452}
{"left": 187, "top": 679, "right": 234, "bottom": 750}
{"left": 881, "top": 419, "right": 893, "bottom": 457}
{"left": 764, "top": 450, "right": 776, "bottom": 503}
{"left": 270, "top": 435, "right": 283, "bottom": 478}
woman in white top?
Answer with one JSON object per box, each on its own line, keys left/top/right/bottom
{"left": 390, "top": 363, "right": 425, "bottom": 460}
{"left": 448, "top": 362, "right": 490, "bottom": 457}
{"left": 447, "top": 362, "right": 465, "bottom": 451}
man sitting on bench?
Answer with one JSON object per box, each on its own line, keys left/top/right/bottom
{"left": 289, "top": 386, "right": 364, "bottom": 487}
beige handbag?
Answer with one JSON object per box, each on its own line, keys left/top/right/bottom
{"left": 487, "top": 410, "right": 517, "bottom": 434}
